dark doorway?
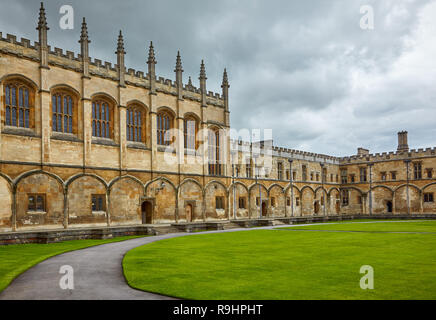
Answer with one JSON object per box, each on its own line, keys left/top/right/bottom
{"left": 141, "top": 201, "right": 153, "bottom": 224}
{"left": 185, "top": 204, "right": 193, "bottom": 222}
{"left": 314, "top": 201, "right": 320, "bottom": 215}
{"left": 336, "top": 200, "right": 340, "bottom": 214}
{"left": 261, "top": 201, "right": 267, "bottom": 217}
{"left": 386, "top": 201, "right": 393, "bottom": 213}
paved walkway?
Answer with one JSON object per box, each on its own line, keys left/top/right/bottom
{"left": 0, "top": 225, "right": 284, "bottom": 300}
{"left": 0, "top": 220, "right": 427, "bottom": 300}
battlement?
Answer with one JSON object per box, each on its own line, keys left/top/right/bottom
{"left": 0, "top": 31, "right": 225, "bottom": 107}
{"left": 230, "top": 139, "right": 341, "bottom": 164}
{"left": 339, "top": 147, "right": 436, "bottom": 164}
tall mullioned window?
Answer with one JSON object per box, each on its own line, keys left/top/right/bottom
{"left": 341, "top": 190, "right": 349, "bottom": 206}
{"left": 360, "top": 167, "right": 367, "bottom": 182}
{"left": 277, "top": 162, "right": 283, "bottom": 180}
{"left": 246, "top": 162, "right": 252, "bottom": 178}
{"left": 414, "top": 162, "right": 422, "bottom": 180}
{"left": 126, "top": 106, "right": 144, "bottom": 142}
{"left": 92, "top": 99, "right": 112, "bottom": 138}
{"left": 302, "top": 165, "right": 307, "bottom": 181}
{"left": 184, "top": 117, "right": 197, "bottom": 150}
{"left": 157, "top": 112, "right": 172, "bottom": 146}
{"left": 208, "top": 129, "right": 221, "bottom": 176}
{"left": 52, "top": 92, "right": 73, "bottom": 133}
{"left": 5, "top": 82, "right": 32, "bottom": 128}
{"left": 341, "top": 169, "right": 348, "bottom": 184}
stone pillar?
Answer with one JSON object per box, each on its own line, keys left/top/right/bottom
{"left": 11, "top": 187, "right": 17, "bottom": 232}
{"left": 119, "top": 104, "right": 127, "bottom": 172}
{"left": 40, "top": 70, "right": 51, "bottom": 164}
{"left": 63, "top": 188, "right": 68, "bottom": 229}
{"left": 419, "top": 191, "right": 424, "bottom": 214}
{"left": 82, "top": 96, "right": 92, "bottom": 168}
{"left": 106, "top": 189, "right": 111, "bottom": 226}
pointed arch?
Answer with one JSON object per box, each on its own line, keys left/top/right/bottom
{"left": 145, "top": 176, "right": 177, "bottom": 193}
{"left": 178, "top": 178, "right": 203, "bottom": 193}
{"left": 65, "top": 173, "right": 107, "bottom": 190}
{"left": 108, "top": 175, "right": 145, "bottom": 194}
{"left": 204, "top": 180, "right": 228, "bottom": 196}
{"left": 0, "top": 73, "right": 38, "bottom": 90}
{"left": 14, "top": 170, "right": 64, "bottom": 190}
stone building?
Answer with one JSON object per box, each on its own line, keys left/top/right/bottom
{"left": 0, "top": 4, "right": 435, "bottom": 233}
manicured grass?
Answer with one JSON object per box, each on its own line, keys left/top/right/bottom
{"left": 123, "top": 221, "right": 436, "bottom": 300}
{"left": 283, "top": 220, "right": 436, "bottom": 233}
{"left": 0, "top": 236, "right": 143, "bottom": 293}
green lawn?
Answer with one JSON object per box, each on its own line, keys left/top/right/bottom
{"left": 123, "top": 221, "right": 436, "bottom": 300}
{"left": 282, "top": 220, "right": 436, "bottom": 233}
{"left": 0, "top": 236, "right": 143, "bottom": 293}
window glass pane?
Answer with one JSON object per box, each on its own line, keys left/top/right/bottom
{"left": 92, "top": 196, "right": 97, "bottom": 211}
{"left": 5, "top": 85, "right": 10, "bottom": 105}
{"left": 64, "top": 115, "right": 68, "bottom": 133}
{"left": 28, "top": 196, "right": 35, "bottom": 211}
{"left": 25, "top": 109, "right": 29, "bottom": 128}
{"left": 19, "top": 108, "right": 24, "bottom": 127}
{"left": 11, "top": 87, "right": 16, "bottom": 106}
{"left": 68, "top": 97, "right": 72, "bottom": 115}
{"left": 102, "top": 103, "right": 105, "bottom": 120}
{"left": 57, "top": 95, "right": 61, "bottom": 113}
{"left": 96, "top": 122, "right": 100, "bottom": 137}
{"left": 106, "top": 105, "right": 109, "bottom": 121}
{"left": 96, "top": 103, "right": 100, "bottom": 120}
{"left": 19, "top": 88, "right": 23, "bottom": 107}
{"left": 36, "top": 196, "right": 44, "bottom": 211}
{"left": 92, "top": 121, "right": 96, "bottom": 136}
{"left": 92, "top": 103, "right": 95, "bottom": 119}
{"left": 6, "top": 107, "right": 10, "bottom": 125}
{"left": 11, "top": 107, "right": 16, "bottom": 126}
{"left": 52, "top": 114, "right": 57, "bottom": 131}
{"left": 69, "top": 117, "right": 72, "bottom": 133}
{"left": 98, "top": 197, "right": 103, "bottom": 211}
{"left": 24, "top": 89, "right": 29, "bottom": 108}
{"left": 52, "top": 95, "right": 57, "bottom": 113}
{"left": 106, "top": 123, "right": 109, "bottom": 138}
{"left": 64, "top": 96, "right": 68, "bottom": 114}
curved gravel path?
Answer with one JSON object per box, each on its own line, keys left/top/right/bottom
{"left": 0, "top": 220, "right": 426, "bottom": 300}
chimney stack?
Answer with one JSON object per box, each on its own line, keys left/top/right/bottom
{"left": 397, "top": 131, "right": 409, "bottom": 152}
{"left": 357, "top": 148, "right": 369, "bottom": 156}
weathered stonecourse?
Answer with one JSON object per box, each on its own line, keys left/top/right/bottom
{"left": 0, "top": 3, "right": 435, "bottom": 233}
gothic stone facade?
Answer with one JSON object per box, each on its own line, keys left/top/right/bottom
{"left": 0, "top": 4, "right": 435, "bottom": 233}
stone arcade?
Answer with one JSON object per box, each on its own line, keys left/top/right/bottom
{"left": 0, "top": 3, "right": 435, "bottom": 234}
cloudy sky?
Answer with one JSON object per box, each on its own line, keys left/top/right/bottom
{"left": 1, "top": 0, "right": 435, "bottom": 156}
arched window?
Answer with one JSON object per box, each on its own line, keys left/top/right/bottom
{"left": 126, "top": 106, "right": 145, "bottom": 142}
{"left": 157, "top": 111, "right": 173, "bottom": 146}
{"left": 208, "top": 129, "right": 221, "bottom": 176}
{"left": 4, "top": 82, "right": 33, "bottom": 128}
{"left": 52, "top": 91, "right": 74, "bottom": 133}
{"left": 92, "top": 99, "right": 112, "bottom": 138}
{"left": 184, "top": 116, "right": 197, "bottom": 150}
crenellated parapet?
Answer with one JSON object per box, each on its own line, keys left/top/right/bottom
{"left": 230, "top": 139, "right": 341, "bottom": 164}
{"left": 0, "top": 30, "right": 225, "bottom": 108}
{"left": 339, "top": 147, "right": 436, "bottom": 164}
